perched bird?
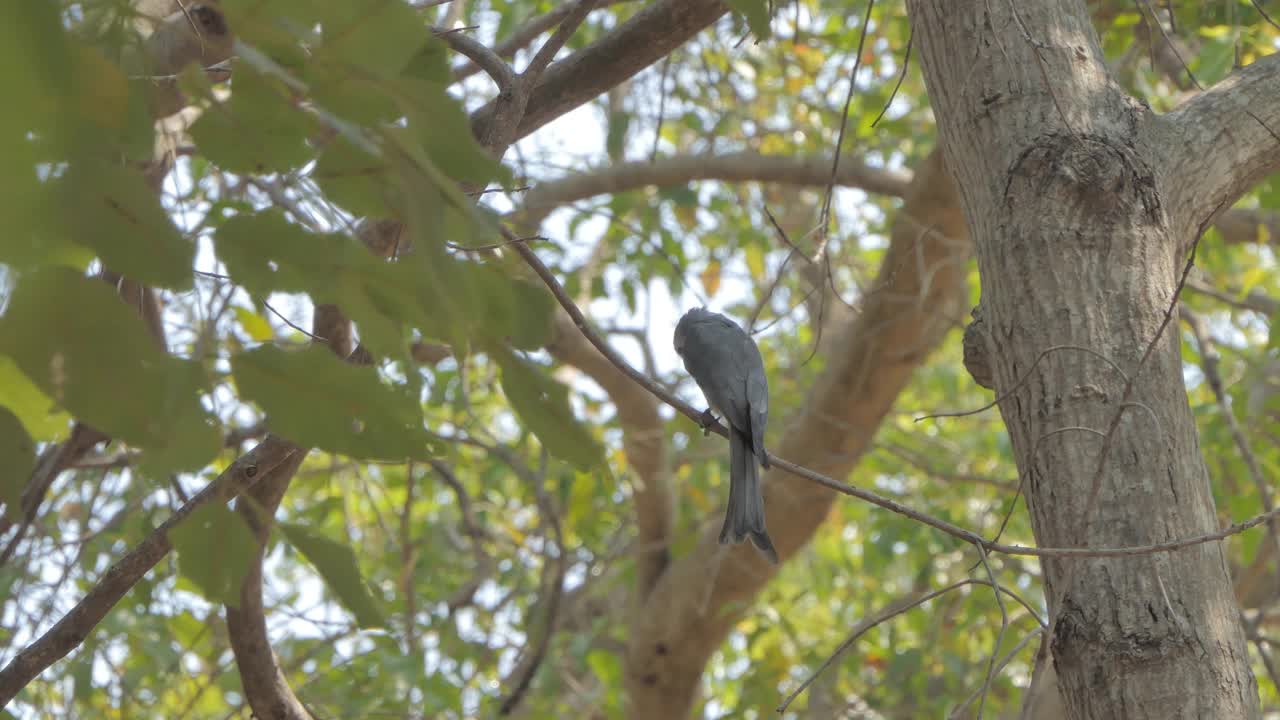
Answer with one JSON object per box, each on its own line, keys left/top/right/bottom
{"left": 673, "top": 308, "right": 778, "bottom": 563}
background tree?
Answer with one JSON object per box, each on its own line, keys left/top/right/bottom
{"left": 1, "top": 1, "right": 1280, "bottom": 718}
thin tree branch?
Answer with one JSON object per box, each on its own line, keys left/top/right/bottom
{"left": 0, "top": 436, "right": 300, "bottom": 706}
{"left": 520, "top": 0, "right": 598, "bottom": 84}
{"left": 436, "top": 25, "right": 515, "bottom": 90}
{"left": 514, "top": 151, "right": 912, "bottom": 231}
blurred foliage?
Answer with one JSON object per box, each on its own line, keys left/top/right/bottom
{"left": 1, "top": 0, "right": 1280, "bottom": 719}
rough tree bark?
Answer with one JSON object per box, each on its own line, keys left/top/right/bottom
{"left": 907, "top": 1, "right": 1280, "bottom": 716}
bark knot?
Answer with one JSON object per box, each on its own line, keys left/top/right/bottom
{"left": 1004, "top": 133, "right": 1160, "bottom": 223}
{"left": 963, "top": 305, "right": 995, "bottom": 390}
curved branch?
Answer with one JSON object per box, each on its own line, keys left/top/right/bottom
{"left": 545, "top": 311, "right": 671, "bottom": 592}
{"left": 514, "top": 151, "right": 913, "bottom": 230}
{"left": 1158, "top": 52, "right": 1280, "bottom": 233}
{"left": 437, "top": 26, "right": 515, "bottom": 91}
{"left": 223, "top": 292, "right": 347, "bottom": 719}
{"left": 225, "top": 452, "right": 310, "bottom": 720}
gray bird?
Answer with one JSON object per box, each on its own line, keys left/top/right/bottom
{"left": 673, "top": 308, "right": 778, "bottom": 564}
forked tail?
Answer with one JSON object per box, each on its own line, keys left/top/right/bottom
{"left": 719, "top": 429, "right": 779, "bottom": 564}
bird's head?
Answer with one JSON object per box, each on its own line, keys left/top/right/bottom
{"left": 673, "top": 307, "right": 713, "bottom": 357}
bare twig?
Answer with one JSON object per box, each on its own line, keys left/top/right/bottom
{"left": 446, "top": 234, "right": 546, "bottom": 252}
{"left": 435, "top": 25, "right": 516, "bottom": 90}
{"left": 817, "top": 0, "right": 877, "bottom": 249}
{"left": 916, "top": 344, "right": 1129, "bottom": 421}
{"left": 951, "top": 628, "right": 1044, "bottom": 718}
{"left": 871, "top": 26, "right": 913, "bottom": 128}
{"left": 451, "top": 0, "right": 634, "bottom": 83}
{"left": 1251, "top": 0, "right": 1280, "bottom": 31}
{"left": 972, "top": 547, "right": 1008, "bottom": 720}
{"left": 521, "top": 0, "right": 599, "bottom": 84}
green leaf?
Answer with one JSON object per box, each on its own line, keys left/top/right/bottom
{"left": 313, "top": 136, "right": 395, "bottom": 218}
{"left": 0, "top": 407, "right": 34, "bottom": 522}
{"left": 189, "top": 65, "right": 314, "bottom": 173}
{"left": 279, "top": 521, "right": 386, "bottom": 628}
{"left": 314, "top": 0, "right": 427, "bottom": 77}
{"left": 395, "top": 77, "right": 507, "bottom": 187}
{"left": 231, "top": 345, "right": 432, "bottom": 460}
{"left": 72, "top": 44, "right": 153, "bottom": 162}
{"left": 1195, "top": 36, "right": 1236, "bottom": 86}
{"left": 53, "top": 159, "right": 194, "bottom": 289}
{"left": 216, "top": 211, "right": 368, "bottom": 296}
{"left": 472, "top": 270, "right": 554, "bottom": 350}
{"left": 0, "top": 269, "right": 220, "bottom": 473}
{"left": 170, "top": 503, "right": 256, "bottom": 608}
{"left": 493, "top": 347, "right": 603, "bottom": 470}
{"left": 0, "top": 2, "right": 72, "bottom": 265}
{"left": 726, "top": 0, "right": 772, "bottom": 39}
{"left": 216, "top": 211, "right": 440, "bottom": 355}
{"left": 659, "top": 184, "right": 699, "bottom": 208}
{"left": 0, "top": 355, "right": 71, "bottom": 441}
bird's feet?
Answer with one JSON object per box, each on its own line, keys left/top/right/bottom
{"left": 697, "top": 408, "right": 719, "bottom": 436}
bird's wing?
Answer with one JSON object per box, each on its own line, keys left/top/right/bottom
{"left": 743, "top": 340, "right": 769, "bottom": 460}
{"left": 680, "top": 317, "right": 753, "bottom": 431}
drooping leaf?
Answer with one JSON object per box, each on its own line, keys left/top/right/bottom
{"left": 215, "top": 210, "right": 439, "bottom": 355}
{"left": 313, "top": 136, "right": 395, "bottom": 218}
{"left": 72, "top": 44, "right": 153, "bottom": 161}
{"left": 0, "top": 1, "right": 72, "bottom": 268}
{"left": 0, "top": 355, "right": 72, "bottom": 441}
{"left": 170, "top": 503, "right": 257, "bottom": 608}
{"left": 472, "top": 270, "right": 554, "bottom": 350}
{"left": 189, "top": 64, "right": 315, "bottom": 174}
{"left": 726, "top": 0, "right": 772, "bottom": 39}
{"left": 392, "top": 75, "right": 507, "bottom": 186}
{"left": 313, "top": 0, "right": 427, "bottom": 77}
{"left": 493, "top": 347, "right": 603, "bottom": 470}
{"left": 0, "top": 407, "right": 35, "bottom": 522}
{"left": 52, "top": 159, "right": 194, "bottom": 290}
{"left": 231, "top": 344, "right": 432, "bottom": 460}
{"left": 279, "top": 521, "right": 386, "bottom": 628}
{"left": 0, "top": 269, "right": 220, "bottom": 474}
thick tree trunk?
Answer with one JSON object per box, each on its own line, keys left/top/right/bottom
{"left": 907, "top": 1, "right": 1260, "bottom": 718}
